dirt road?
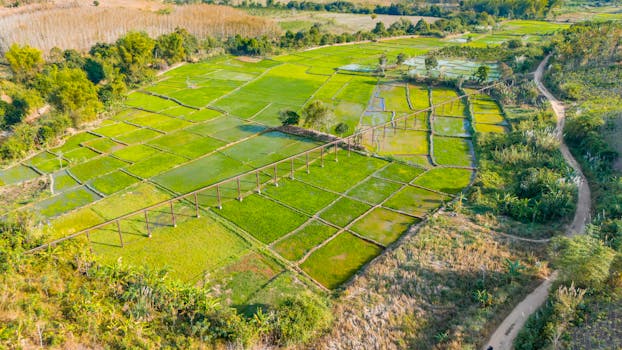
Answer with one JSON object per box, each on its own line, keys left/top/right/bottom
{"left": 482, "top": 55, "right": 591, "bottom": 350}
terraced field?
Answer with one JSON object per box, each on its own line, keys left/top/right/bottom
{"left": 1, "top": 35, "right": 509, "bottom": 308}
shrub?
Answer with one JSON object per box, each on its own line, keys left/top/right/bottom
{"left": 274, "top": 294, "right": 332, "bottom": 345}
{"left": 549, "top": 235, "right": 616, "bottom": 288}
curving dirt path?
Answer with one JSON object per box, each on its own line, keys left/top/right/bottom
{"left": 482, "top": 55, "right": 592, "bottom": 350}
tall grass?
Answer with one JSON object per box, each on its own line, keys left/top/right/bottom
{"left": 0, "top": 4, "right": 280, "bottom": 52}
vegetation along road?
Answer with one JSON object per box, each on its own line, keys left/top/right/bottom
{"left": 483, "top": 54, "right": 592, "bottom": 350}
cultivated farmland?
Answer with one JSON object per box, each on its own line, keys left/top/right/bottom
{"left": 1, "top": 35, "right": 509, "bottom": 307}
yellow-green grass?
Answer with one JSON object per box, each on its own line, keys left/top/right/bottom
{"left": 473, "top": 113, "right": 505, "bottom": 124}
{"left": 185, "top": 108, "right": 223, "bottom": 122}
{"left": 215, "top": 194, "right": 309, "bottom": 244}
{"left": 394, "top": 155, "right": 432, "bottom": 168}
{"left": 381, "top": 83, "right": 411, "bottom": 112}
{"left": 54, "top": 132, "right": 99, "bottom": 153}
{"left": 384, "top": 186, "right": 450, "bottom": 216}
{"left": 409, "top": 84, "right": 431, "bottom": 111}
{"left": 474, "top": 123, "right": 507, "bottom": 133}
{"left": 350, "top": 207, "right": 418, "bottom": 245}
{"left": 83, "top": 137, "right": 126, "bottom": 154}
{"left": 34, "top": 186, "right": 101, "bottom": 218}
{"left": 433, "top": 116, "right": 470, "bottom": 137}
{"left": 318, "top": 197, "right": 371, "bottom": 227}
{"left": 52, "top": 170, "right": 80, "bottom": 193}
{"left": 147, "top": 130, "right": 225, "bottom": 159}
{"left": 151, "top": 153, "right": 251, "bottom": 194}
{"left": 92, "top": 122, "right": 140, "bottom": 138}
{"left": 433, "top": 136, "right": 474, "bottom": 167}
{"left": 301, "top": 232, "right": 382, "bottom": 289}
{"left": 263, "top": 179, "right": 339, "bottom": 214}
{"left": 112, "top": 144, "right": 160, "bottom": 163}
{"left": 372, "top": 129, "right": 429, "bottom": 155}
{"left": 89, "top": 171, "right": 140, "bottom": 196}
{"left": 125, "top": 152, "right": 187, "bottom": 179}
{"left": 431, "top": 87, "right": 465, "bottom": 117}
{"left": 347, "top": 177, "right": 402, "bottom": 205}
{"left": 293, "top": 150, "right": 387, "bottom": 193}
{"left": 209, "top": 250, "right": 285, "bottom": 308}
{"left": 125, "top": 92, "right": 179, "bottom": 111}
{"left": 185, "top": 116, "right": 247, "bottom": 136}
{"left": 374, "top": 162, "right": 425, "bottom": 183}
{"left": 273, "top": 220, "right": 337, "bottom": 261}
{"left": 93, "top": 210, "right": 252, "bottom": 284}
{"left": 412, "top": 167, "right": 473, "bottom": 195}
{"left": 241, "top": 271, "right": 313, "bottom": 315}
{"left": 63, "top": 147, "right": 100, "bottom": 164}
{"left": 69, "top": 156, "right": 129, "bottom": 182}
{"left": 127, "top": 112, "right": 192, "bottom": 132}
{"left": 26, "top": 152, "right": 68, "bottom": 174}
{"left": 115, "top": 128, "right": 162, "bottom": 144}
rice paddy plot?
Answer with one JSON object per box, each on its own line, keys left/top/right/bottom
{"left": 216, "top": 194, "right": 309, "bottom": 244}
{"left": 94, "top": 210, "right": 252, "bottom": 284}
{"left": 300, "top": 232, "right": 382, "bottom": 289}
{"left": 374, "top": 162, "right": 426, "bottom": 183}
{"left": 52, "top": 170, "right": 80, "bottom": 193}
{"left": 384, "top": 186, "right": 450, "bottom": 217}
{"left": 0, "top": 165, "right": 39, "bottom": 186}
{"left": 350, "top": 207, "right": 419, "bottom": 246}
{"left": 147, "top": 130, "right": 225, "bottom": 159}
{"left": 366, "top": 129, "right": 429, "bottom": 155}
{"left": 68, "top": 156, "right": 129, "bottom": 183}
{"left": 125, "top": 152, "right": 187, "bottom": 179}
{"left": 431, "top": 87, "right": 466, "bottom": 117}
{"left": 127, "top": 111, "right": 192, "bottom": 132}
{"left": 151, "top": 152, "right": 251, "bottom": 194}
{"left": 125, "top": 92, "right": 179, "bottom": 112}
{"left": 63, "top": 147, "right": 101, "bottom": 164}
{"left": 433, "top": 136, "right": 474, "bottom": 167}
{"left": 412, "top": 167, "right": 473, "bottom": 195}
{"left": 273, "top": 220, "right": 337, "bottom": 262}
{"left": 405, "top": 57, "right": 500, "bottom": 81}
{"left": 263, "top": 179, "right": 339, "bottom": 215}
{"left": 34, "top": 185, "right": 102, "bottom": 218}
{"left": 319, "top": 197, "right": 372, "bottom": 227}
{"left": 347, "top": 176, "right": 402, "bottom": 205}
{"left": 409, "top": 84, "right": 431, "bottom": 111}
{"left": 112, "top": 144, "right": 161, "bottom": 163}
{"left": 474, "top": 123, "right": 507, "bottom": 133}
{"left": 378, "top": 82, "right": 411, "bottom": 112}
{"left": 89, "top": 170, "right": 140, "bottom": 196}
{"left": 434, "top": 116, "right": 471, "bottom": 137}
{"left": 92, "top": 122, "right": 140, "bottom": 138}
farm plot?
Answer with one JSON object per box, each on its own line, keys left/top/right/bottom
{"left": 405, "top": 57, "right": 500, "bottom": 81}
{"left": 431, "top": 87, "right": 466, "bottom": 117}
{"left": 433, "top": 136, "right": 474, "bottom": 167}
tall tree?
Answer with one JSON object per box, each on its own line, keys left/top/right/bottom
{"left": 5, "top": 44, "right": 44, "bottom": 84}
{"left": 116, "top": 31, "right": 156, "bottom": 85}
{"left": 303, "top": 100, "right": 333, "bottom": 131}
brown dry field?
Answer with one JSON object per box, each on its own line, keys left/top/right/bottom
{"left": 0, "top": 1, "right": 279, "bottom": 52}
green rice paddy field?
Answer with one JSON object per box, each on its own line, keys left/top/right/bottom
{"left": 0, "top": 24, "right": 546, "bottom": 307}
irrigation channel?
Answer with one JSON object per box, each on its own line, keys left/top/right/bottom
{"left": 483, "top": 55, "right": 591, "bottom": 350}
{"left": 26, "top": 83, "right": 500, "bottom": 254}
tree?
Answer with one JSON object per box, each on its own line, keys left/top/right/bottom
{"left": 378, "top": 53, "right": 388, "bottom": 75}
{"left": 302, "top": 100, "right": 332, "bottom": 131}
{"left": 334, "top": 122, "right": 349, "bottom": 136}
{"left": 549, "top": 235, "right": 616, "bottom": 288}
{"left": 5, "top": 44, "right": 44, "bottom": 83}
{"left": 278, "top": 110, "right": 300, "bottom": 126}
{"left": 414, "top": 18, "right": 430, "bottom": 34}
{"left": 274, "top": 294, "right": 332, "bottom": 346}
{"left": 424, "top": 55, "right": 438, "bottom": 75}
{"left": 473, "top": 65, "right": 491, "bottom": 84}
{"left": 45, "top": 67, "right": 103, "bottom": 126}
{"left": 155, "top": 31, "right": 186, "bottom": 64}
{"left": 372, "top": 21, "right": 387, "bottom": 36}
{"left": 116, "top": 31, "right": 156, "bottom": 85}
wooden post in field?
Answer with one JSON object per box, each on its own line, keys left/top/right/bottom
{"left": 290, "top": 158, "right": 295, "bottom": 179}
{"left": 333, "top": 143, "right": 338, "bottom": 162}
{"left": 237, "top": 177, "right": 242, "bottom": 201}
{"left": 273, "top": 164, "right": 278, "bottom": 186}
{"left": 194, "top": 193, "right": 200, "bottom": 218}
{"left": 371, "top": 128, "right": 375, "bottom": 143}
{"left": 256, "top": 171, "right": 261, "bottom": 193}
{"left": 145, "top": 210, "right": 151, "bottom": 238}
{"left": 320, "top": 147, "right": 324, "bottom": 167}
{"left": 347, "top": 138, "right": 351, "bottom": 156}
{"left": 117, "top": 221, "right": 124, "bottom": 247}
{"left": 170, "top": 201, "right": 176, "bottom": 227}
{"left": 86, "top": 230, "right": 93, "bottom": 254}
{"left": 404, "top": 116, "right": 407, "bottom": 129}
{"left": 306, "top": 153, "right": 310, "bottom": 174}
{"left": 217, "top": 185, "right": 222, "bottom": 209}
{"left": 383, "top": 124, "right": 387, "bottom": 139}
